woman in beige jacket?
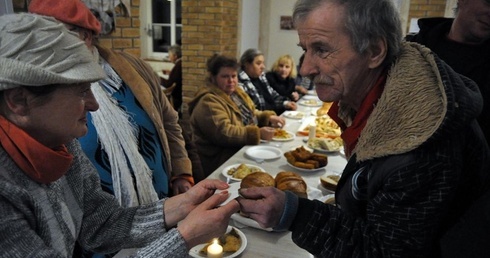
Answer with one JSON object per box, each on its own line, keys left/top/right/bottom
{"left": 189, "top": 54, "right": 285, "bottom": 176}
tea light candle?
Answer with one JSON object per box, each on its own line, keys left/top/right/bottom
{"left": 207, "top": 239, "right": 223, "bottom": 258}
{"left": 308, "top": 124, "right": 316, "bottom": 140}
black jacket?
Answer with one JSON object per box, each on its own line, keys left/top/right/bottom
{"left": 407, "top": 17, "right": 490, "bottom": 147}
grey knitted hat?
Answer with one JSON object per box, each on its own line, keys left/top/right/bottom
{"left": 0, "top": 13, "right": 106, "bottom": 90}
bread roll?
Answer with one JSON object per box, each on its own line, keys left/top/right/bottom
{"left": 240, "top": 172, "right": 275, "bottom": 189}
{"left": 320, "top": 174, "right": 340, "bottom": 191}
{"left": 275, "top": 171, "right": 307, "bottom": 198}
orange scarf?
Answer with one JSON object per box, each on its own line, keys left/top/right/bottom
{"left": 0, "top": 115, "right": 73, "bottom": 184}
{"left": 329, "top": 74, "right": 386, "bottom": 157}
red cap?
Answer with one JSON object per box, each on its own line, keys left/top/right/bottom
{"left": 29, "top": 0, "right": 101, "bottom": 35}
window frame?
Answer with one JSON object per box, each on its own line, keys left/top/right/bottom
{"left": 140, "top": 0, "right": 181, "bottom": 60}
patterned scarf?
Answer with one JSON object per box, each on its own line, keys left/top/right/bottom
{"left": 230, "top": 92, "right": 255, "bottom": 125}
{"left": 0, "top": 115, "right": 73, "bottom": 184}
{"left": 238, "top": 70, "right": 276, "bottom": 110}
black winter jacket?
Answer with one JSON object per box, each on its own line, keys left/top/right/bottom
{"left": 289, "top": 42, "right": 490, "bottom": 258}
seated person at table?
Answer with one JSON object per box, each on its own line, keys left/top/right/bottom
{"left": 189, "top": 54, "right": 285, "bottom": 176}
{"left": 0, "top": 13, "right": 239, "bottom": 257}
{"left": 266, "top": 54, "right": 300, "bottom": 101}
{"left": 238, "top": 48, "right": 297, "bottom": 115}
{"left": 237, "top": 0, "right": 490, "bottom": 257}
{"left": 161, "top": 44, "right": 183, "bottom": 116}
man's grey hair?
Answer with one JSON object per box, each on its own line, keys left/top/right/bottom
{"left": 293, "top": 0, "right": 403, "bottom": 67}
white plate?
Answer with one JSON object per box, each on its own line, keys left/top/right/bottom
{"left": 272, "top": 130, "right": 295, "bottom": 142}
{"left": 298, "top": 99, "right": 322, "bottom": 107}
{"left": 188, "top": 226, "right": 247, "bottom": 258}
{"left": 286, "top": 162, "right": 326, "bottom": 172}
{"left": 221, "top": 164, "right": 265, "bottom": 181}
{"left": 283, "top": 111, "right": 305, "bottom": 120}
{"left": 245, "top": 146, "right": 282, "bottom": 160}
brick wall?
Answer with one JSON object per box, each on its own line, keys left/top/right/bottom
{"left": 181, "top": 0, "right": 239, "bottom": 98}
{"left": 98, "top": 0, "right": 141, "bottom": 57}
{"left": 409, "top": 0, "right": 447, "bottom": 24}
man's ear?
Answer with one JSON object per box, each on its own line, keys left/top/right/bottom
{"left": 367, "top": 38, "right": 388, "bottom": 69}
{"left": 2, "top": 88, "right": 29, "bottom": 115}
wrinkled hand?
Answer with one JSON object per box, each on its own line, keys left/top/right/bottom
{"left": 269, "top": 116, "right": 286, "bottom": 128}
{"left": 172, "top": 178, "right": 192, "bottom": 195}
{"left": 164, "top": 179, "right": 230, "bottom": 228}
{"left": 237, "top": 187, "right": 286, "bottom": 228}
{"left": 260, "top": 127, "right": 276, "bottom": 141}
{"left": 177, "top": 191, "right": 240, "bottom": 248}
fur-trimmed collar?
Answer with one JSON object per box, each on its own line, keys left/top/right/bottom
{"left": 354, "top": 42, "right": 447, "bottom": 161}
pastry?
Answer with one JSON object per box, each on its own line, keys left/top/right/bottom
{"left": 240, "top": 172, "right": 275, "bottom": 189}
{"left": 275, "top": 171, "right": 307, "bottom": 198}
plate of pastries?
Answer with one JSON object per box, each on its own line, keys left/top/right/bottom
{"left": 284, "top": 146, "right": 328, "bottom": 172}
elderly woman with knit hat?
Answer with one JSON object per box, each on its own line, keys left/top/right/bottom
{"left": 0, "top": 13, "right": 239, "bottom": 257}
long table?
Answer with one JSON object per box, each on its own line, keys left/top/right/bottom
{"left": 203, "top": 98, "right": 348, "bottom": 257}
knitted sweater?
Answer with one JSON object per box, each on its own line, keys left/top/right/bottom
{"left": 0, "top": 140, "right": 189, "bottom": 258}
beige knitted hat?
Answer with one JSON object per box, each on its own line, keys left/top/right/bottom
{"left": 0, "top": 13, "right": 106, "bottom": 91}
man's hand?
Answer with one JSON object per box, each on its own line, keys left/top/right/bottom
{"left": 236, "top": 186, "right": 286, "bottom": 228}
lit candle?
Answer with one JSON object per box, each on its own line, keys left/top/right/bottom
{"left": 207, "top": 239, "right": 223, "bottom": 258}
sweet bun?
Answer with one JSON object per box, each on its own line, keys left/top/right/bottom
{"left": 320, "top": 174, "right": 340, "bottom": 191}
{"left": 275, "top": 171, "right": 307, "bottom": 198}
{"left": 240, "top": 172, "right": 275, "bottom": 189}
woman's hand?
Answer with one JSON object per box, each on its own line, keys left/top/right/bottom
{"left": 291, "top": 92, "right": 300, "bottom": 101}
{"left": 260, "top": 127, "right": 276, "bottom": 141}
{"left": 295, "top": 85, "right": 308, "bottom": 95}
{"left": 164, "top": 179, "right": 230, "bottom": 228}
{"left": 177, "top": 192, "right": 240, "bottom": 248}
{"left": 269, "top": 116, "right": 285, "bottom": 128}
{"left": 285, "top": 101, "right": 297, "bottom": 111}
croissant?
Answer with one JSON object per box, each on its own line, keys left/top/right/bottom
{"left": 240, "top": 172, "right": 275, "bottom": 189}
{"left": 275, "top": 171, "right": 307, "bottom": 198}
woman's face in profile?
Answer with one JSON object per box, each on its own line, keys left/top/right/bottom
{"left": 214, "top": 67, "right": 238, "bottom": 95}
{"left": 244, "top": 55, "right": 265, "bottom": 78}
{"left": 22, "top": 83, "right": 99, "bottom": 148}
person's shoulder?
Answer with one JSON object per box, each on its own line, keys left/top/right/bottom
{"left": 407, "top": 17, "right": 453, "bottom": 42}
